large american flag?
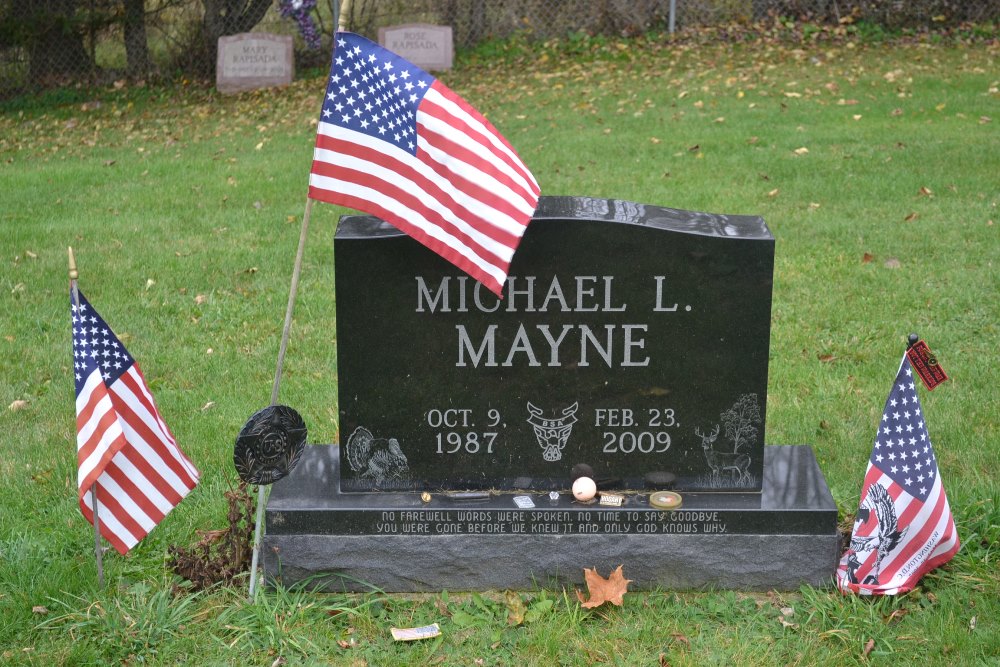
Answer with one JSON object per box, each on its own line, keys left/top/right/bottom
{"left": 72, "top": 291, "right": 199, "bottom": 554}
{"left": 308, "top": 32, "right": 540, "bottom": 296}
{"left": 837, "top": 355, "right": 959, "bottom": 595}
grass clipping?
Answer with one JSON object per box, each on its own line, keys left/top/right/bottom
{"left": 168, "top": 482, "right": 253, "bottom": 590}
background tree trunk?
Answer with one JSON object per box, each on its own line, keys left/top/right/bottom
{"left": 200, "top": 0, "right": 273, "bottom": 70}
{"left": 13, "top": 0, "right": 95, "bottom": 81}
{"left": 123, "top": 0, "right": 149, "bottom": 79}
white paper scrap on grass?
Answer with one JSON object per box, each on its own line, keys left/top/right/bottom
{"left": 390, "top": 623, "right": 441, "bottom": 641}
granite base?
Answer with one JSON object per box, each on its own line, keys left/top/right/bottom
{"left": 263, "top": 445, "right": 840, "bottom": 592}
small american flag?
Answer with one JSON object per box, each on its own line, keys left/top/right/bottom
{"left": 837, "top": 354, "right": 959, "bottom": 595}
{"left": 72, "top": 291, "right": 199, "bottom": 554}
{"left": 308, "top": 32, "right": 540, "bottom": 296}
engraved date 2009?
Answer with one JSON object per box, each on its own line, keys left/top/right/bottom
{"left": 596, "top": 407, "right": 678, "bottom": 454}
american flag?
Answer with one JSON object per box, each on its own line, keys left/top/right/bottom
{"left": 308, "top": 32, "right": 540, "bottom": 296}
{"left": 72, "top": 291, "right": 199, "bottom": 554}
{"left": 837, "top": 355, "right": 959, "bottom": 595}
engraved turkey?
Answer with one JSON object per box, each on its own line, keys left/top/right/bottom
{"left": 345, "top": 426, "right": 409, "bottom": 483}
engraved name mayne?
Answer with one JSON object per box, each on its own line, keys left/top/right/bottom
{"left": 415, "top": 275, "right": 685, "bottom": 368}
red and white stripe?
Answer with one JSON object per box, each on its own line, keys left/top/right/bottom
{"left": 837, "top": 466, "right": 959, "bottom": 595}
{"left": 309, "top": 81, "right": 540, "bottom": 296}
{"left": 76, "top": 364, "right": 199, "bottom": 554}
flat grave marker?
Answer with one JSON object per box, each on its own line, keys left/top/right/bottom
{"left": 377, "top": 23, "right": 453, "bottom": 71}
{"left": 217, "top": 33, "right": 293, "bottom": 94}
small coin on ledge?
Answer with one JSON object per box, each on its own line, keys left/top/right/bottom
{"left": 649, "top": 491, "right": 683, "bottom": 510}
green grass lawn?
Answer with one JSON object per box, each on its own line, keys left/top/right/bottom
{"left": 1, "top": 30, "right": 998, "bottom": 665}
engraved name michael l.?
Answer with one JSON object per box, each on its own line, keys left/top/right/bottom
{"left": 415, "top": 275, "right": 688, "bottom": 368}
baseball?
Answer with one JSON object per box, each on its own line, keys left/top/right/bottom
{"left": 572, "top": 476, "right": 597, "bottom": 502}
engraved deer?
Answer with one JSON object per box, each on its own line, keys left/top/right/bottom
{"left": 696, "top": 424, "right": 751, "bottom": 484}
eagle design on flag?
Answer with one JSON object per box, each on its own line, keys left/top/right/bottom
{"left": 846, "top": 483, "right": 907, "bottom": 585}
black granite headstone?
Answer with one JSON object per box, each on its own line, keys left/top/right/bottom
{"left": 334, "top": 197, "right": 774, "bottom": 493}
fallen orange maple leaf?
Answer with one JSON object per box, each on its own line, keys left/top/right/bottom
{"left": 576, "top": 565, "right": 632, "bottom": 608}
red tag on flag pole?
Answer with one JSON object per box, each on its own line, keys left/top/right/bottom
{"left": 906, "top": 340, "right": 948, "bottom": 390}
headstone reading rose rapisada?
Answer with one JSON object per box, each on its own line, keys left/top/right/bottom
{"left": 377, "top": 24, "right": 453, "bottom": 71}
{"left": 264, "top": 196, "right": 840, "bottom": 592}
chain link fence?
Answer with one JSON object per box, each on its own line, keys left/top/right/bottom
{"left": 3, "top": 0, "right": 998, "bottom": 98}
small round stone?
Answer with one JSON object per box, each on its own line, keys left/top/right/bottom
{"left": 572, "top": 476, "right": 597, "bottom": 502}
{"left": 644, "top": 471, "right": 677, "bottom": 490}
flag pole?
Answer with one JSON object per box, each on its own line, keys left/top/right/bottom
{"left": 248, "top": 0, "right": 353, "bottom": 600}
{"left": 338, "top": 0, "right": 351, "bottom": 30}
{"left": 69, "top": 247, "right": 105, "bottom": 589}
{"left": 248, "top": 195, "right": 315, "bottom": 599}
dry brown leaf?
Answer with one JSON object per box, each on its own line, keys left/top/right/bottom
{"left": 862, "top": 638, "right": 875, "bottom": 657}
{"left": 576, "top": 565, "right": 631, "bottom": 608}
{"left": 767, "top": 188, "right": 780, "bottom": 198}
{"left": 505, "top": 590, "right": 526, "bottom": 626}
{"left": 862, "top": 252, "right": 874, "bottom": 264}
{"left": 884, "top": 258, "right": 901, "bottom": 269}
{"left": 918, "top": 186, "right": 933, "bottom": 196}
{"left": 9, "top": 400, "right": 28, "bottom": 411}
{"left": 31, "top": 606, "right": 48, "bottom": 615}
{"left": 818, "top": 354, "right": 836, "bottom": 363}
{"left": 904, "top": 212, "right": 919, "bottom": 222}
{"left": 778, "top": 606, "right": 798, "bottom": 629}
{"left": 195, "top": 294, "right": 207, "bottom": 305}
{"left": 793, "top": 147, "right": 809, "bottom": 156}
{"left": 886, "top": 608, "right": 908, "bottom": 624}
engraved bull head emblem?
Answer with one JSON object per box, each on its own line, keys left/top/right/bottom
{"left": 526, "top": 402, "right": 579, "bottom": 462}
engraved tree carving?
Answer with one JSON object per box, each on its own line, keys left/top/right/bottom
{"left": 721, "top": 393, "right": 761, "bottom": 453}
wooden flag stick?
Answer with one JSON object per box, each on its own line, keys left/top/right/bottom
{"left": 69, "top": 247, "right": 105, "bottom": 589}
{"left": 338, "top": 0, "right": 352, "bottom": 31}
{"left": 248, "top": 196, "right": 315, "bottom": 599}
{"left": 250, "top": 0, "right": 348, "bottom": 597}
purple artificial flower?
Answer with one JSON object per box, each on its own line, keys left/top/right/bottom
{"left": 278, "top": 0, "right": 321, "bottom": 49}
